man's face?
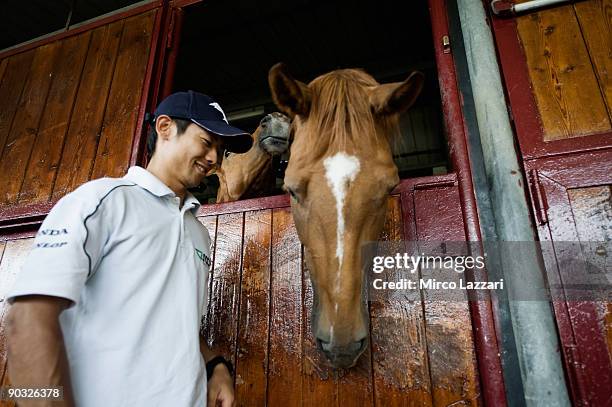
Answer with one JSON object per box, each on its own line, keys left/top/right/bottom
{"left": 158, "top": 118, "right": 222, "bottom": 189}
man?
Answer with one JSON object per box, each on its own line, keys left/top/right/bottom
{"left": 6, "top": 91, "right": 252, "bottom": 406}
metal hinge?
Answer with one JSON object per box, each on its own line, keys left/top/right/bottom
{"left": 527, "top": 169, "right": 548, "bottom": 225}
{"left": 442, "top": 35, "right": 451, "bottom": 54}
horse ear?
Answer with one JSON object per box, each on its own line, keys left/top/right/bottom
{"left": 268, "top": 63, "right": 311, "bottom": 118}
{"left": 370, "top": 71, "right": 424, "bottom": 116}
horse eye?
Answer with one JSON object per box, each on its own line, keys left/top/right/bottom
{"left": 224, "top": 150, "right": 232, "bottom": 158}
{"left": 284, "top": 186, "right": 300, "bottom": 203}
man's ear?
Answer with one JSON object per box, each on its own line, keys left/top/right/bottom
{"left": 155, "top": 115, "right": 174, "bottom": 140}
{"left": 268, "top": 63, "right": 311, "bottom": 118}
{"left": 369, "top": 71, "right": 425, "bottom": 116}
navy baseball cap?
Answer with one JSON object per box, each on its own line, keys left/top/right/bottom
{"left": 154, "top": 91, "right": 252, "bottom": 153}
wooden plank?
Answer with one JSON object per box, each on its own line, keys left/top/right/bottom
{"left": 516, "top": 6, "right": 611, "bottom": 141}
{"left": 370, "top": 196, "right": 432, "bottom": 407}
{"left": 204, "top": 212, "right": 243, "bottom": 367}
{"left": 0, "top": 51, "right": 35, "bottom": 166}
{"left": 51, "top": 21, "right": 124, "bottom": 200}
{"left": 18, "top": 32, "right": 92, "bottom": 204}
{"left": 267, "top": 207, "right": 303, "bottom": 406}
{"left": 0, "top": 59, "right": 8, "bottom": 92}
{"left": 91, "top": 10, "right": 156, "bottom": 180}
{"left": 0, "top": 239, "right": 34, "bottom": 381}
{"left": 197, "top": 214, "right": 218, "bottom": 329}
{"left": 234, "top": 209, "right": 271, "bottom": 406}
{"left": 574, "top": 0, "right": 612, "bottom": 120}
{"left": 302, "top": 250, "right": 338, "bottom": 406}
{"left": 0, "top": 42, "right": 61, "bottom": 205}
{"left": 414, "top": 186, "right": 480, "bottom": 406}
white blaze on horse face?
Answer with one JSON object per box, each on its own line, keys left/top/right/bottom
{"left": 323, "top": 152, "right": 361, "bottom": 269}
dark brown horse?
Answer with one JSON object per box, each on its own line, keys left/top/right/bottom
{"left": 216, "top": 113, "right": 290, "bottom": 202}
{"left": 269, "top": 63, "right": 424, "bottom": 368}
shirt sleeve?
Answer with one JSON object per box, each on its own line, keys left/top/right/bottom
{"left": 7, "top": 192, "right": 107, "bottom": 306}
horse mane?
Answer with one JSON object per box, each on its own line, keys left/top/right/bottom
{"left": 300, "top": 69, "right": 400, "bottom": 160}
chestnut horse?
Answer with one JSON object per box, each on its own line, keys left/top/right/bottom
{"left": 269, "top": 63, "right": 424, "bottom": 368}
{"left": 216, "top": 112, "right": 290, "bottom": 202}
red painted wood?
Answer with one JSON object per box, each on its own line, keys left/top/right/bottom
{"left": 523, "top": 150, "right": 612, "bottom": 406}
{"left": 197, "top": 194, "right": 291, "bottom": 217}
{"left": 490, "top": 10, "right": 612, "bottom": 159}
{"left": 428, "top": 1, "right": 506, "bottom": 404}
{"left": 414, "top": 186, "right": 480, "bottom": 406}
{"left": 0, "top": 1, "right": 164, "bottom": 61}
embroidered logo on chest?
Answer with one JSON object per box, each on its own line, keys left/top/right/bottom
{"left": 195, "top": 248, "right": 212, "bottom": 267}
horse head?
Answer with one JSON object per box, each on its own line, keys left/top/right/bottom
{"left": 216, "top": 112, "right": 290, "bottom": 202}
{"left": 269, "top": 63, "right": 423, "bottom": 368}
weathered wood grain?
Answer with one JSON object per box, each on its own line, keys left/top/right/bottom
{"left": 516, "top": 5, "right": 611, "bottom": 140}
{"left": 371, "top": 196, "right": 432, "bottom": 407}
{"left": 267, "top": 207, "right": 303, "bottom": 405}
{"left": 0, "top": 42, "right": 61, "bottom": 205}
{"left": 91, "top": 10, "right": 156, "bottom": 180}
{"left": 235, "top": 210, "right": 271, "bottom": 406}
{"left": 0, "top": 51, "right": 35, "bottom": 167}
{"left": 574, "top": 0, "right": 612, "bottom": 120}
{"left": 302, "top": 254, "right": 338, "bottom": 406}
{"left": 51, "top": 21, "right": 123, "bottom": 200}
{"left": 19, "top": 32, "right": 91, "bottom": 204}
{"left": 414, "top": 187, "right": 480, "bottom": 407}
{"left": 204, "top": 212, "right": 243, "bottom": 365}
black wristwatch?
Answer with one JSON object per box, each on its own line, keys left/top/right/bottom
{"left": 206, "top": 356, "right": 234, "bottom": 380}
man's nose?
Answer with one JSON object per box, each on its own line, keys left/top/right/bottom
{"left": 205, "top": 147, "right": 218, "bottom": 167}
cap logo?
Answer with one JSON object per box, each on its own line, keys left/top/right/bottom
{"left": 209, "top": 102, "right": 229, "bottom": 124}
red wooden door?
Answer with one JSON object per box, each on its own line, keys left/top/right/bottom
{"left": 492, "top": 1, "right": 612, "bottom": 405}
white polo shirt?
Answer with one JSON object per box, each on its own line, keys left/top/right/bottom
{"left": 8, "top": 166, "right": 212, "bottom": 407}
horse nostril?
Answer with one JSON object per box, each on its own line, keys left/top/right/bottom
{"left": 316, "top": 338, "right": 332, "bottom": 352}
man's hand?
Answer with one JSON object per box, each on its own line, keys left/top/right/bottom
{"left": 206, "top": 364, "right": 235, "bottom": 407}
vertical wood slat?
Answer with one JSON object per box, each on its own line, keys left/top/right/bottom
{"left": 18, "top": 32, "right": 92, "bottom": 204}
{"left": 414, "top": 187, "right": 480, "bottom": 406}
{"left": 516, "top": 5, "right": 611, "bottom": 141}
{"left": 301, "top": 255, "right": 338, "bottom": 406}
{"left": 235, "top": 210, "right": 271, "bottom": 406}
{"left": 0, "top": 59, "right": 8, "bottom": 88}
{"left": 0, "top": 51, "right": 35, "bottom": 166}
{"left": 574, "top": 0, "right": 612, "bottom": 120}
{"left": 0, "top": 43, "right": 61, "bottom": 205}
{"left": 91, "top": 10, "right": 156, "bottom": 180}
{"left": 0, "top": 239, "right": 34, "bottom": 383}
{"left": 198, "top": 215, "right": 218, "bottom": 328}
{"left": 51, "top": 21, "right": 124, "bottom": 200}
{"left": 205, "top": 212, "right": 243, "bottom": 366}
{"left": 371, "top": 196, "right": 432, "bottom": 407}
{"left": 267, "top": 208, "right": 303, "bottom": 406}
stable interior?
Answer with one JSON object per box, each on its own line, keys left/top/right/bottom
{"left": 172, "top": 0, "right": 448, "bottom": 203}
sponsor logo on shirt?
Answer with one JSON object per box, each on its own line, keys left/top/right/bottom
{"left": 195, "top": 248, "right": 212, "bottom": 268}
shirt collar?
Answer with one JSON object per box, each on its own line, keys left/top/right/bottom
{"left": 124, "top": 166, "right": 201, "bottom": 213}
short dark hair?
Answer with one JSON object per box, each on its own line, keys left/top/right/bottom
{"left": 147, "top": 117, "right": 191, "bottom": 159}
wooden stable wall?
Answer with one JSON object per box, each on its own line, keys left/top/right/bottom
{"left": 195, "top": 175, "right": 482, "bottom": 407}
{"left": 492, "top": 0, "right": 612, "bottom": 405}
{"left": 0, "top": 8, "right": 158, "bottom": 211}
